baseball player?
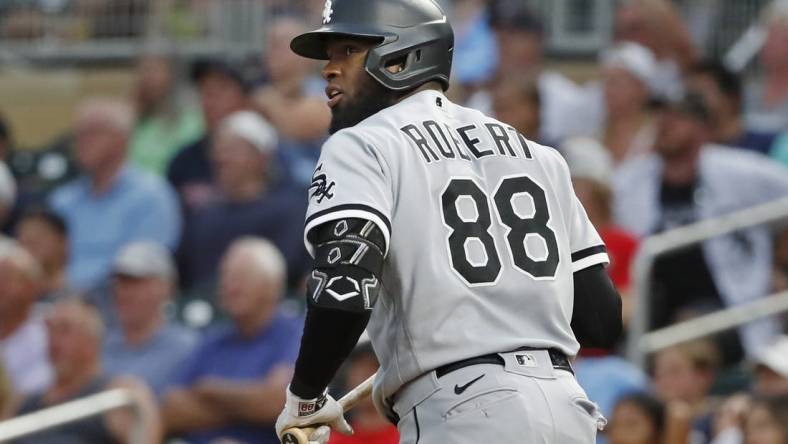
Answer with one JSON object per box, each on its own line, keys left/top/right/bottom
{"left": 275, "top": 1, "right": 623, "bottom": 443}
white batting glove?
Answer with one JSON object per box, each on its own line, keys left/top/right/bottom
{"left": 276, "top": 386, "right": 353, "bottom": 444}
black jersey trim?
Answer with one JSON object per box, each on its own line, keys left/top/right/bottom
{"left": 571, "top": 245, "right": 607, "bottom": 262}
{"left": 305, "top": 204, "right": 392, "bottom": 233}
{"left": 304, "top": 204, "right": 392, "bottom": 257}
{"left": 414, "top": 405, "right": 421, "bottom": 443}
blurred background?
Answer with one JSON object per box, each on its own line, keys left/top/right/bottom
{"left": 0, "top": 0, "right": 787, "bottom": 443}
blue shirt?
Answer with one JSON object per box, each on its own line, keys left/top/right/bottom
{"left": 171, "top": 309, "right": 303, "bottom": 444}
{"left": 103, "top": 323, "right": 198, "bottom": 396}
{"left": 575, "top": 356, "right": 649, "bottom": 444}
{"left": 177, "top": 185, "right": 309, "bottom": 291}
{"left": 726, "top": 130, "right": 777, "bottom": 155}
{"left": 276, "top": 138, "right": 323, "bottom": 191}
{"left": 453, "top": 10, "right": 498, "bottom": 85}
{"left": 167, "top": 135, "right": 211, "bottom": 192}
{"left": 574, "top": 356, "right": 648, "bottom": 418}
{"left": 49, "top": 165, "right": 182, "bottom": 292}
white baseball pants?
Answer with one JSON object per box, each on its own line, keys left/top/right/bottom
{"left": 392, "top": 350, "right": 606, "bottom": 443}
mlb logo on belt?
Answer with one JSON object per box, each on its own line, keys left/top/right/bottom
{"left": 515, "top": 353, "right": 537, "bottom": 367}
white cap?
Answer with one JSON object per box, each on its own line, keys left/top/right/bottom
{"left": 763, "top": 0, "right": 788, "bottom": 26}
{"left": 0, "top": 161, "right": 16, "bottom": 208}
{"left": 219, "top": 111, "right": 278, "bottom": 155}
{"left": 561, "top": 137, "right": 614, "bottom": 187}
{"left": 113, "top": 241, "right": 176, "bottom": 282}
{"left": 754, "top": 335, "right": 788, "bottom": 378}
{"left": 601, "top": 42, "right": 658, "bottom": 92}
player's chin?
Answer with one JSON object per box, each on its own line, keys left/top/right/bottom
{"left": 328, "top": 107, "right": 357, "bottom": 134}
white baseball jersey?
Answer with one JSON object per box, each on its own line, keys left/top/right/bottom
{"left": 304, "top": 90, "right": 609, "bottom": 401}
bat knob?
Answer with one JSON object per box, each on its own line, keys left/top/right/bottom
{"left": 281, "top": 427, "right": 313, "bottom": 444}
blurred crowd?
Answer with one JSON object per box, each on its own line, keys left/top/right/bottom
{"left": 1, "top": 0, "right": 788, "bottom": 443}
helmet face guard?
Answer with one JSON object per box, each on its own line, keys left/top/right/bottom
{"left": 290, "top": 0, "right": 454, "bottom": 92}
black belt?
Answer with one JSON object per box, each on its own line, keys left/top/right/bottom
{"left": 435, "top": 348, "right": 573, "bottom": 378}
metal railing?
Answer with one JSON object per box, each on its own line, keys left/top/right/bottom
{"left": 625, "top": 196, "right": 788, "bottom": 368}
{"left": 0, "top": 389, "right": 144, "bottom": 443}
{"left": 639, "top": 290, "right": 788, "bottom": 354}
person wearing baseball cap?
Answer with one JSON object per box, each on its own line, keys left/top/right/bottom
{"left": 167, "top": 58, "right": 250, "bottom": 211}
{"left": 177, "top": 110, "right": 310, "bottom": 295}
{"left": 599, "top": 41, "right": 659, "bottom": 166}
{"left": 103, "top": 241, "right": 197, "bottom": 395}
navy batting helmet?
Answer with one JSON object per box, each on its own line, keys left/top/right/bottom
{"left": 290, "top": 0, "right": 454, "bottom": 92}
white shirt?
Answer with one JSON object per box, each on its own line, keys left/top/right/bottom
{"left": 0, "top": 312, "right": 53, "bottom": 395}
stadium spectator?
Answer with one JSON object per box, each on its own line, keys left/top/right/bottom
{"left": 0, "top": 161, "right": 16, "bottom": 233}
{"left": 711, "top": 395, "right": 788, "bottom": 444}
{"left": 652, "top": 339, "right": 721, "bottom": 443}
{"left": 599, "top": 42, "right": 659, "bottom": 165}
{"left": 562, "top": 137, "right": 639, "bottom": 313}
{"left": 103, "top": 241, "right": 197, "bottom": 395}
{"left": 162, "top": 238, "right": 302, "bottom": 444}
{"left": 129, "top": 46, "right": 204, "bottom": 176}
{"left": 613, "top": 93, "right": 788, "bottom": 363}
{"left": 706, "top": 337, "right": 788, "bottom": 444}
{"left": 574, "top": 351, "right": 649, "bottom": 431}
{"left": 177, "top": 111, "right": 308, "bottom": 293}
{"left": 167, "top": 59, "right": 249, "bottom": 211}
{"left": 687, "top": 60, "right": 778, "bottom": 155}
{"left": 0, "top": 112, "right": 76, "bottom": 230}
{"left": 0, "top": 241, "right": 52, "bottom": 396}
{"left": 613, "top": 0, "right": 697, "bottom": 101}
{"left": 607, "top": 392, "right": 667, "bottom": 444}
{"left": 751, "top": 335, "right": 788, "bottom": 396}
{"left": 744, "top": 3, "right": 788, "bottom": 134}
{"left": 328, "top": 341, "right": 398, "bottom": 444}
{"left": 491, "top": 75, "right": 541, "bottom": 142}
{"left": 744, "top": 396, "right": 788, "bottom": 444}
{"left": 468, "top": 1, "right": 597, "bottom": 143}
{"left": 448, "top": 0, "right": 498, "bottom": 90}
{"left": 253, "top": 16, "right": 329, "bottom": 189}
{"left": 14, "top": 208, "right": 72, "bottom": 302}
{"left": 653, "top": 340, "right": 720, "bottom": 406}
{"left": 48, "top": 98, "right": 181, "bottom": 294}
{"left": 10, "top": 299, "right": 161, "bottom": 444}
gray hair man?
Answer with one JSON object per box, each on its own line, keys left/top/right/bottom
{"left": 103, "top": 241, "right": 197, "bottom": 395}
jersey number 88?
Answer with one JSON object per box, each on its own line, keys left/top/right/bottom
{"left": 440, "top": 176, "right": 559, "bottom": 285}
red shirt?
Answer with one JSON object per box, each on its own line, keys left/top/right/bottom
{"left": 328, "top": 424, "right": 399, "bottom": 444}
{"left": 599, "top": 226, "right": 638, "bottom": 290}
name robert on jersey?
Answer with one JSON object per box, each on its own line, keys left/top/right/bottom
{"left": 400, "top": 120, "right": 533, "bottom": 164}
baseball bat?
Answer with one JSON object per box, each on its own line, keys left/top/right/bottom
{"left": 280, "top": 373, "right": 376, "bottom": 444}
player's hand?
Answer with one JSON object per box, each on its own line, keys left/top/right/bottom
{"left": 275, "top": 386, "right": 353, "bottom": 444}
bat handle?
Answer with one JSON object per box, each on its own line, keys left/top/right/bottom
{"left": 281, "top": 426, "right": 314, "bottom": 444}
{"left": 279, "top": 373, "right": 375, "bottom": 444}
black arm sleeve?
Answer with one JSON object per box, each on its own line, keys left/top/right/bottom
{"left": 290, "top": 218, "right": 385, "bottom": 399}
{"left": 290, "top": 304, "right": 371, "bottom": 398}
{"left": 571, "top": 264, "right": 623, "bottom": 349}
